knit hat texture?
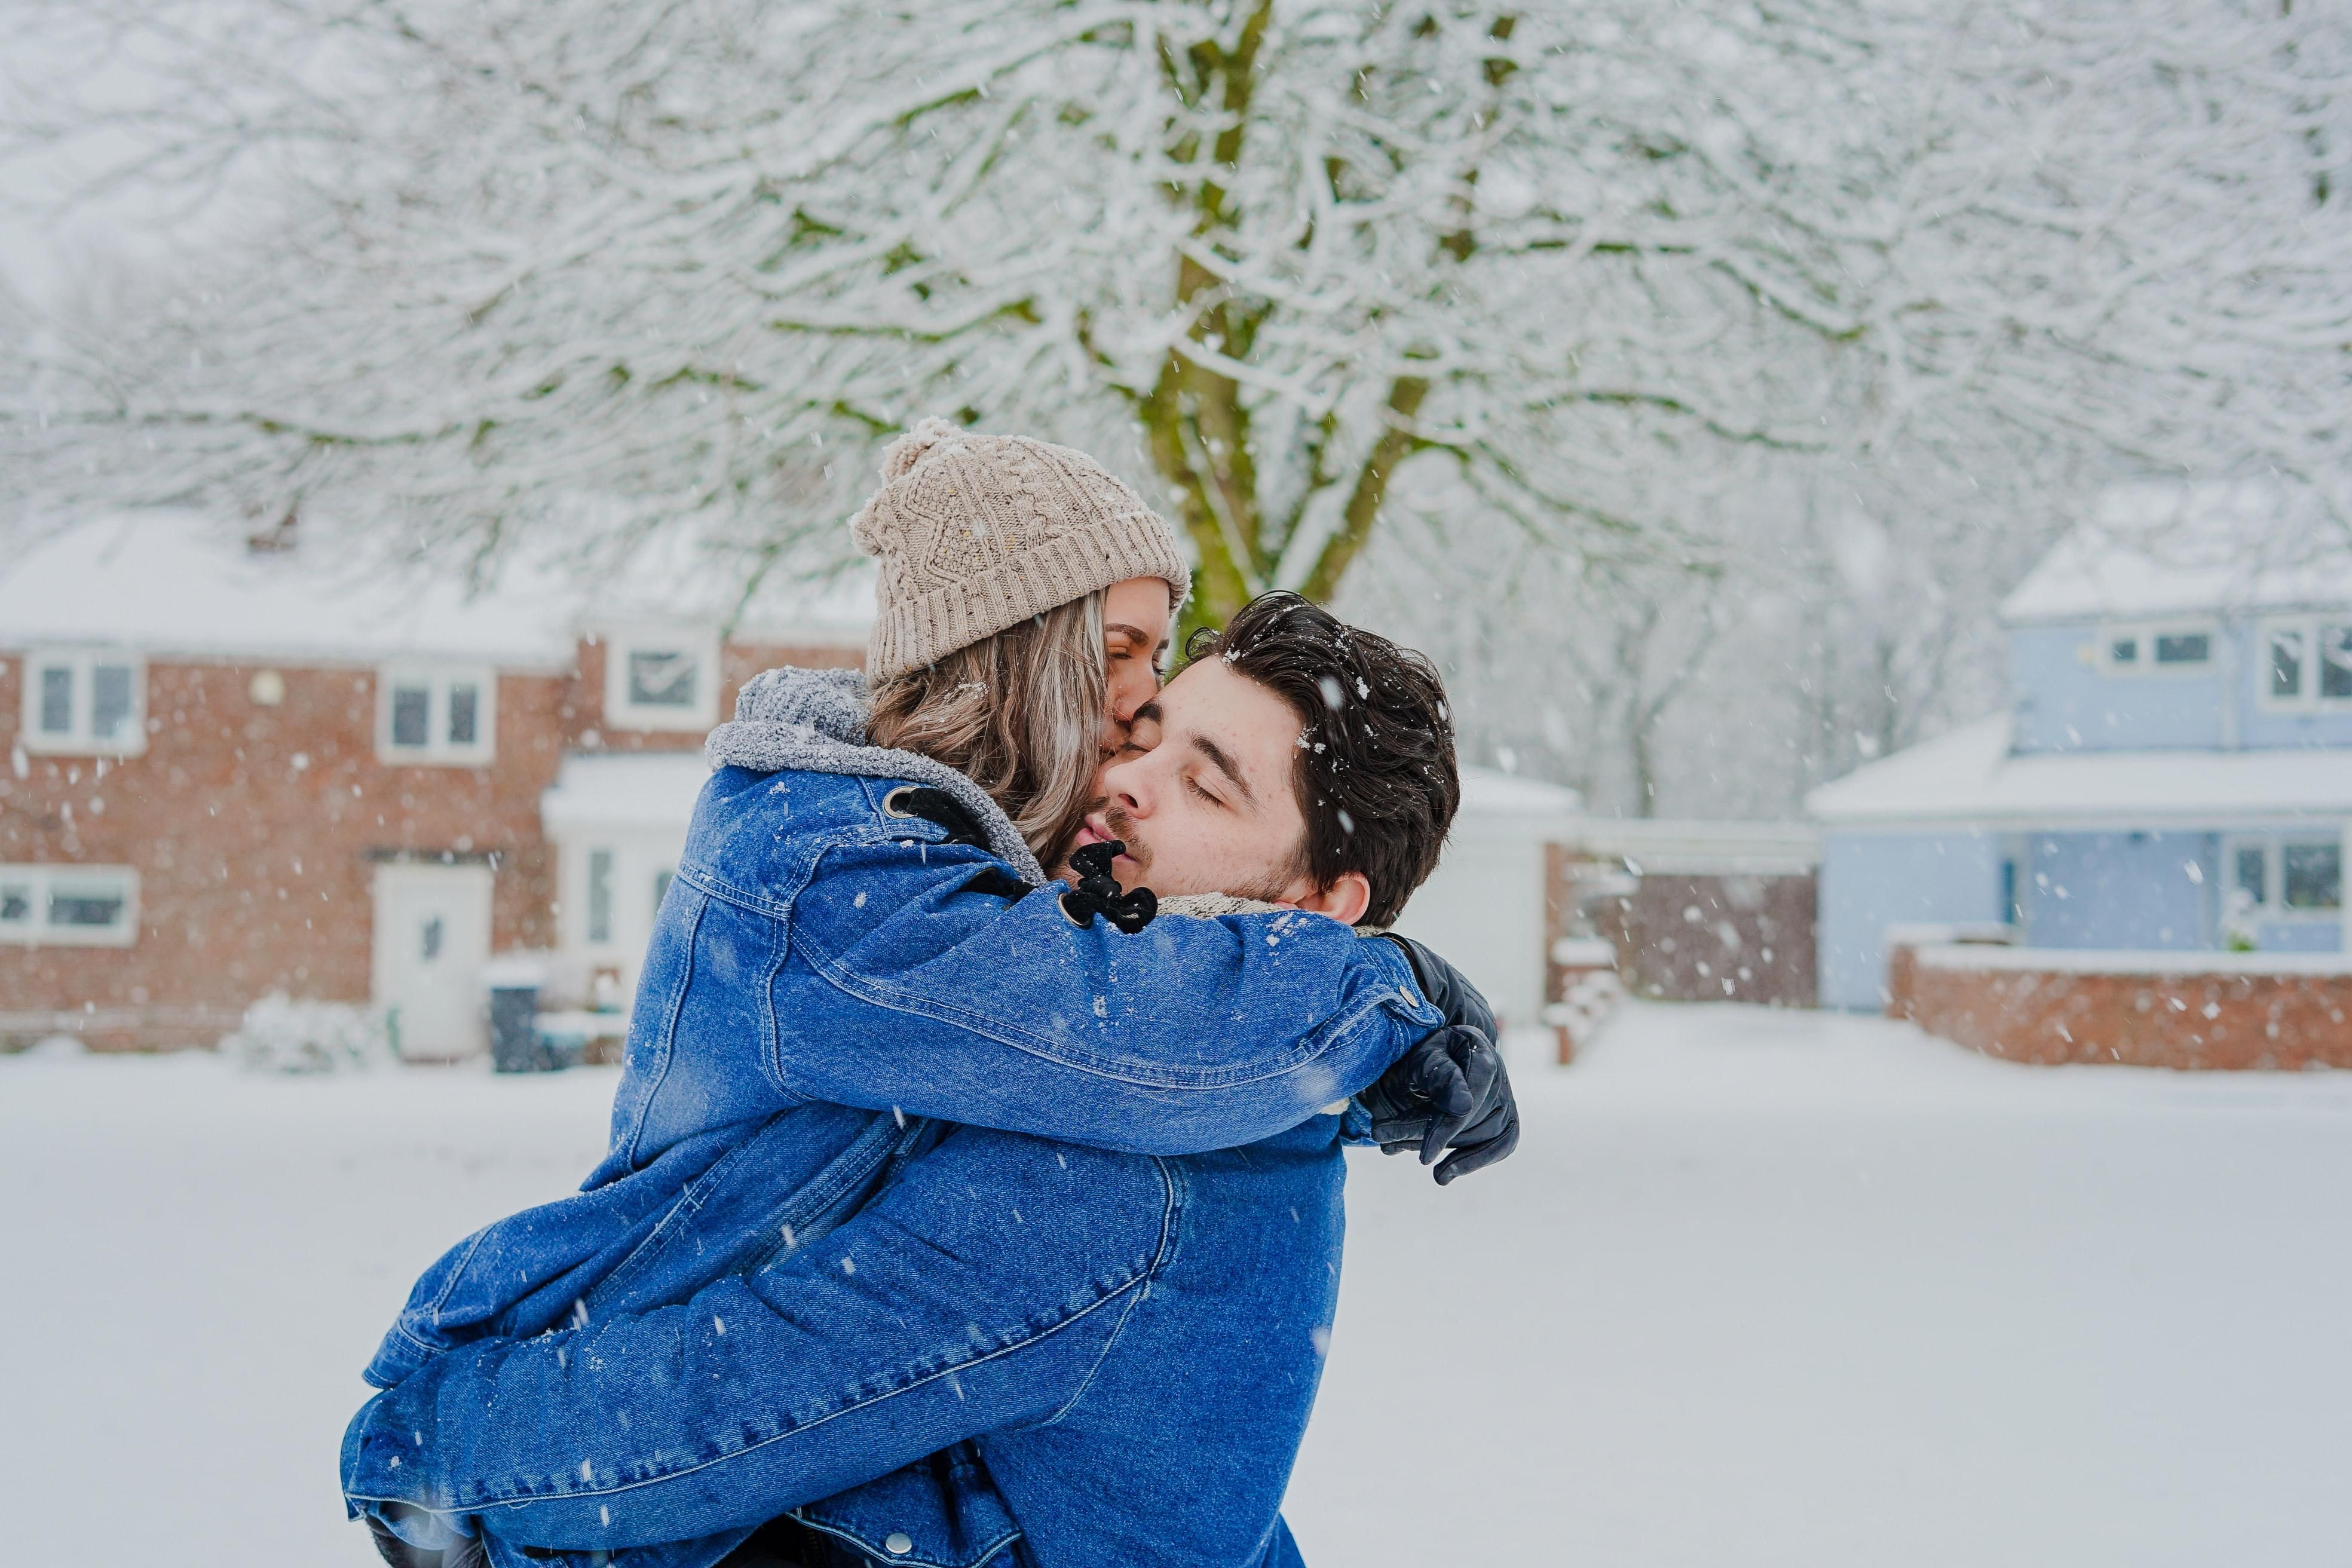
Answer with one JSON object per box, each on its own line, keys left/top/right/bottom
{"left": 851, "top": 418, "right": 1192, "bottom": 681}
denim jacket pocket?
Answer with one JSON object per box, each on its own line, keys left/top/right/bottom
{"left": 792, "top": 1444, "right": 1022, "bottom": 1568}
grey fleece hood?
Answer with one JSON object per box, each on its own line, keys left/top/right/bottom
{"left": 704, "top": 666, "right": 1046, "bottom": 884}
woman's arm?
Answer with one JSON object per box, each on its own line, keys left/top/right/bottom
{"left": 744, "top": 830, "right": 1447, "bottom": 1154}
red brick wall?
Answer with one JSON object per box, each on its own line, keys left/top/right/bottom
{"left": 1, "top": 638, "right": 859, "bottom": 1049}
{"left": 1888, "top": 944, "right": 2352, "bottom": 1070}
{"left": 1548, "top": 847, "right": 1817, "bottom": 1007}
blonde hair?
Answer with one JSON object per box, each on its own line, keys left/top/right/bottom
{"left": 865, "top": 590, "right": 1108, "bottom": 866}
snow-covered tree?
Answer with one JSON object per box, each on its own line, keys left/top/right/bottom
{"left": 11, "top": 0, "right": 2345, "bottom": 640}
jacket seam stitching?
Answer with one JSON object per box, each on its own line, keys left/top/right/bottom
{"left": 798, "top": 929, "right": 1410, "bottom": 1091}
{"left": 1027, "top": 1156, "right": 1180, "bottom": 1431}
{"left": 355, "top": 1269, "right": 1150, "bottom": 1513}
{"left": 620, "top": 888, "right": 703, "bottom": 1172}
{"left": 414, "top": 1227, "right": 495, "bottom": 1335}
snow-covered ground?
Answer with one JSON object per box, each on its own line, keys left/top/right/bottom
{"left": 5, "top": 1003, "right": 2348, "bottom": 1567}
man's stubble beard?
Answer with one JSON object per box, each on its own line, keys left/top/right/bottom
{"left": 1100, "top": 800, "right": 1294, "bottom": 905}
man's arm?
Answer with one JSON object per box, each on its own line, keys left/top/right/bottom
{"left": 345, "top": 1130, "right": 1167, "bottom": 1554}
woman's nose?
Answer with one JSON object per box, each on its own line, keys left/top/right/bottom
{"left": 1107, "top": 664, "right": 1158, "bottom": 724}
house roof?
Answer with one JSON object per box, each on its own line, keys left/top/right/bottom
{"left": 2001, "top": 482, "right": 2352, "bottom": 625}
{"left": 540, "top": 751, "right": 714, "bottom": 831}
{"left": 538, "top": 758, "right": 1590, "bottom": 838}
{"left": 1560, "top": 818, "right": 1821, "bottom": 875}
{"left": 0, "top": 511, "right": 872, "bottom": 667}
{"left": 1456, "top": 766, "right": 1583, "bottom": 826}
{"left": 1808, "top": 714, "right": 2352, "bottom": 828}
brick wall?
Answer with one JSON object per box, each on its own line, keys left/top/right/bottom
{"left": 1888, "top": 942, "right": 2352, "bottom": 1070}
{"left": 1, "top": 638, "right": 859, "bottom": 1049}
{"left": 1552, "top": 853, "right": 1817, "bottom": 1007}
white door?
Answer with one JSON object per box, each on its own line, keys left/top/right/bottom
{"left": 372, "top": 862, "right": 494, "bottom": 1060}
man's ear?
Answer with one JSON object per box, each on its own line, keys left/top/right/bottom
{"left": 1288, "top": 869, "right": 1372, "bottom": 927}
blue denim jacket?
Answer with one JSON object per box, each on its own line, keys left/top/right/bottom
{"left": 349, "top": 675, "right": 1439, "bottom": 1563}
{"left": 347, "top": 1108, "right": 1366, "bottom": 1568}
{"left": 362, "top": 759, "right": 1434, "bottom": 1387}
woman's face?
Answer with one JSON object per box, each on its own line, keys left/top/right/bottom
{"left": 1100, "top": 575, "right": 1174, "bottom": 761}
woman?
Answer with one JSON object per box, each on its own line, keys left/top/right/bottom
{"left": 348, "top": 421, "right": 1496, "bottom": 1567}
{"left": 857, "top": 417, "right": 1184, "bottom": 871}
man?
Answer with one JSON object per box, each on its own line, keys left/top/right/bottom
{"left": 346, "top": 593, "right": 1514, "bottom": 1567}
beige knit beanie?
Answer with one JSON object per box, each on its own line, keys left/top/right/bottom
{"left": 852, "top": 418, "right": 1193, "bottom": 681}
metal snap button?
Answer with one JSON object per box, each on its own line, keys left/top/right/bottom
{"left": 883, "top": 786, "right": 917, "bottom": 817}
{"left": 884, "top": 1532, "right": 914, "bottom": 1555}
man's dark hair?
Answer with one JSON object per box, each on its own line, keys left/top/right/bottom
{"left": 1184, "top": 591, "right": 1459, "bottom": 927}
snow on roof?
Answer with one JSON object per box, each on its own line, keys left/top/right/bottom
{"left": 1456, "top": 765, "right": 1583, "bottom": 826}
{"left": 1562, "top": 817, "right": 1821, "bottom": 874}
{"left": 0, "top": 512, "right": 581, "bottom": 667}
{"left": 539, "top": 760, "right": 1585, "bottom": 839}
{"left": 0, "top": 512, "right": 872, "bottom": 667}
{"left": 2001, "top": 482, "right": 2352, "bottom": 624}
{"left": 1808, "top": 714, "right": 2352, "bottom": 827}
{"left": 1910, "top": 943, "right": 2352, "bottom": 977}
{"left": 540, "top": 751, "right": 713, "bottom": 831}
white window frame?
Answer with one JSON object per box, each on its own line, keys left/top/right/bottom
{"left": 602, "top": 627, "right": 720, "bottom": 732}
{"left": 17, "top": 648, "right": 148, "bottom": 757}
{"left": 572, "top": 844, "right": 679, "bottom": 950}
{"left": 2221, "top": 835, "right": 2343, "bottom": 923}
{"left": 0, "top": 863, "right": 141, "bottom": 947}
{"left": 2097, "top": 619, "right": 2218, "bottom": 678}
{"left": 2256, "top": 614, "right": 2352, "bottom": 713}
{"left": 376, "top": 664, "right": 498, "bottom": 765}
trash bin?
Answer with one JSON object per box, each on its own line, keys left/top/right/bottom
{"left": 482, "top": 954, "right": 572, "bottom": 1073}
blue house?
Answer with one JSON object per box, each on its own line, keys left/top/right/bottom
{"left": 1809, "top": 483, "right": 2352, "bottom": 1010}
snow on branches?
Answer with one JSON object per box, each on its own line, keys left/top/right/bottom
{"left": 4, "top": 0, "right": 2347, "bottom": 633}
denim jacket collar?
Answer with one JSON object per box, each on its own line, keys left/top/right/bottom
{"left": 704, "top": 666, "right": 1043, "bottom": 882}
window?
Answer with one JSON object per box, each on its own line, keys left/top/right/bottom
{"left": 2099, "top": 621, "right": 2215, "bottom": 676}
{"left": 2283, "top": 843, "right": 2343, "bottom": 911}
{"left": 2259, "top": 616, "right": 2352, "bottom": 710}
{"left": 0, "top": 864, "right": 140, "bottom": 947}
{"left": 2232, "top": 844, "right": 2267, "bottom": 907}
{"left": 377, "top": 665, "right": 497, "bottom": 764}
{"left": 602, "top": 629, "right": 719, "bottom": 731}
{"left": 18, "top": 650, "right": 145, "bottom": 756}
{"left": 586, "top": 849, "right": 614, "bottom": 944}
{"left": 2224, "top": 837, "right": 2343, "bottom": 920}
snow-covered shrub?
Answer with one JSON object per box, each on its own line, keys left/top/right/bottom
{"left": 223, "top": 994, "right": 394, "bottom": 1074}
{"left": 1544, "top": 972, "right": 1627, "bottom": 1056}
{"left": 22, "top": 1034, "right": 87, "bottom": 1059}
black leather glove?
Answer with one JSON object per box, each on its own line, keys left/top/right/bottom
{"left": 1359, "top": 935, "right": 1520, "bottom": 1183}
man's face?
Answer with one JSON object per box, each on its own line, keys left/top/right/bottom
{"left": 1073, "top": 656, "right": 1310, "bottom": 902}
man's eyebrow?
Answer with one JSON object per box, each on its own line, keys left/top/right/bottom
{"left": 1190, "top": 733, "right": 1255, "bottom": 806}
{"left": 1133, "top": 699, "right": 1163, "bottom": 725}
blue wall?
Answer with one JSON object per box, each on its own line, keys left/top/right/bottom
{"left": 2011, "top": 619, "right": 2352, "bottom": 754}
{"left": 1818, "top": 831, "right": 2007, "bottom": 1010}
{"left": 2237, "top": 619, "right": 2352, "bottom": 750}
{"left": 2021, "top": 832, "right": 2213, "bottom": 948}
{"left": 2250, "top": 920, "right": 2345, "bottom": 953}
{"left": 2008, "top": 623, "right": 2227, "bottom": 753}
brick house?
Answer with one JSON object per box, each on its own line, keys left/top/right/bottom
{"left": 1, "top": 512, "right": 866, "bottom": 1054}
